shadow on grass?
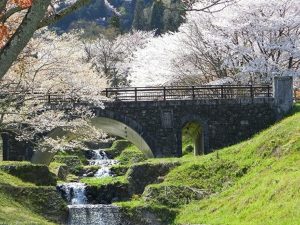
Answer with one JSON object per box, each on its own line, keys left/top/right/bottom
{"left": 289, "top": 103, "right": 300, "bottom": 115}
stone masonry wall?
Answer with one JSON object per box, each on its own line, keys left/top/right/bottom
{"left": 97, "top": 98, "right": 277, "bottom": 157}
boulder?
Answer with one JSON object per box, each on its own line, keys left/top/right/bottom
{"left": 126, "top": 161, "right": 180, "bottom": 195}
{"left": 142, "top": 184, "right": 210, "bottom": 207}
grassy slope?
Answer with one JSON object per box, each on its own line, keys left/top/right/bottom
{"left": 0, "top": 164, "right": 56, "bottom": 225}
{"left": 175, "top": 105, "right": 300, "bottom": 225}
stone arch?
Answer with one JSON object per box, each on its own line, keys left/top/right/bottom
{"left": 31, "top": 110, "right": 155, "bottom": 165}
{"left": 178, "top": 114, "right": 209, "bottom": 156}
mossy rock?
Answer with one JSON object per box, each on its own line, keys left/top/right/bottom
{"left": 126, "top": 162, "right": 180, "bottom": 195}
{"left": 49, "top": 162, "right": 69, "bottom": 181}
{"left": 111, "top": 164, "right": 130, "bottom": 176}
{"left": 0, "top": 185, "right": 68, "bottom": 224}
{"left": 56, "top": 149, "right": 88, "bottom": 164}
{"left": 117, "top": 147, "right": 147, "bottom": 165}
{"left": 142, "top": 184, "right": 210, "bottom": 208}
{"left": 85, "top": 181, "right": 130, "bottom": 204}
{"left": 0, "top": 163, "right": 57, "bottom": 186}
{"left": 53, "top": 155, "right": 83, "bottom": 174}
{"left": 118, "top": 201, "right": 178, "bottom": 225}
{"left": 105, "top": 140, "right": 132, "bottom": 158}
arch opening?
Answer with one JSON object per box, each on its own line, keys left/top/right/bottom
{"left": 90, "top": 117, "right": 153, "bottom": 158}
{"left": 31, "top": 116, "right": 154, "bottom": 165}
{"left": 182, "top": 121, "right": 204, "bottom": 156}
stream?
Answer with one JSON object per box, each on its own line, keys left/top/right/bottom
{"left": 58, "top": 149, "right": 121, "bottom": 225}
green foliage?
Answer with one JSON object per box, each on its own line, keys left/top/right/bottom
{"left": 49, "top": 162, "right": 69, "bottom": 181}
{"left": 0, "top": 186, "right": 67, "bottom": 223}
{"left": 150, "top": 0, "right": 165, "bottom": 35}
{"left": 0, "top": 168, "right": 36, "bottom": 187}
{"left": 0, "top": 164, "right": 66, "bottom": 224}
{"left": 115, "top": 104, "right": 300, "bottom": 225}
{"left": 105, "top": 139, "right": 132, "bottom": 158}
{"left": 142, "top": 184, "right": 209, "bottom": 208}
{"left": 53, "top": 155, "right": 83, "bottom": 174}
{"left": 109, "top": 16, "right": 121, "bottom": 31}
{"left": 0, "top": 162, "right": 57, "bottom": 186}
{"left": 132, "top": 0, "right": 145, "bottom": 30}
{"left": 110, "top": 164, "right": 130, "bottom": 176}
{"left": 116, "top": 145, "right": 147, "bottom": 165}
{"left": 164, "top": 159, "right": 245, "bottom": 192}
{"left": 81, "top": 176, "right": 128, "bottom": 187}
{"left": 182, "top": 144, "right": 194, "bottom": 156}
{"left": 175, "top": 104, "right": 300, "bottom": 225}
{"left": 56, "top": 149, "right": 88, "bottom": 164}
{"left": 0, "top": 191, "right": 56, "bottom": 225}
{"left": 116, "top": 200, "right": 178, "bottom": 225}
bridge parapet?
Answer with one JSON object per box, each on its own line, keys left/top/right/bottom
{"left": 104, "top": 85, "right": 272, "bottom": 102}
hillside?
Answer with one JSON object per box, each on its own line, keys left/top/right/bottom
{"left": 0, "top": 163, "right": 66, "bottom": 225}
{"left": 0, "top": 105, "right": 299, "bottom": 224}
{"left": 53, "top": 0, "right": 183, "bottom": 35}
{"left": 116, "top": 104, "right": 300, "bottom": 225}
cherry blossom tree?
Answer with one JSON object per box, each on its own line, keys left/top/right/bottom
{"left": 84, "top": 30, "right": 154, "bottom": 87}
{"left": 130, "top": 0, "right": 300, "bottom": 86}
{"left": 0, "top": 0, "right": 93, "bottom": 79}
{"left": 0, "top": 30, "right": 109, "bottom": 152}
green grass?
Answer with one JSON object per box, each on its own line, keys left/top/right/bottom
{"left": 81, "top": 175, "right": 128, "bottom": 186}
{"left": 175, "top": 104, "right": 300, "bottom": 225}
{"left": 0, "top": 170, "right": 36, "bottom": 187}
{"left": 0, "top": 191, "right": 56, "bottom": 225}
{"left": 116, "top": 145, "right": 147, "bottom": 165}
{"left": 0, "top": 167, "right": 57, "bottom": 224}
{"left": 113, "top": 104, "right": 299, "bottom": 225}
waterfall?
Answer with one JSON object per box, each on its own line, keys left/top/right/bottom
{"left": 87, "top": 150, "right": 118, "bottom": 178}
{"left": 57, "top": 149, "right": 120, "bottom": 225}
{"left": 68, "top": 205, "right": 121, "bottom": 225}
{"left": 58, "top": 182, "right": 87, "bottom": 205}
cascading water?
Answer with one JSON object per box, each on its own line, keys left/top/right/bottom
{"left": 58, "top": 182, "right": 87, "bottom": 205}
{"left": 58, "top": 149, "right": 121, "bottom": 225}
{"left": 86, "top": 150, "right": 118, "bottom": 178}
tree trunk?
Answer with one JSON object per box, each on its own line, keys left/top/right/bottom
{"left": 0, "top": 0, "right": 51, "bottom": 79}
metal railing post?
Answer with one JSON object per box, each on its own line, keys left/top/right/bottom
{"left": 48, "top": 94, "right": 50, "bottom": 103}
{"left": 267, "top": 85, "right": 271, "bottom": 97}
{"left": 135, "top": 87, "right": 137, "bottom": 102}
{"left": 192, "top": 86, "right": 195, "bottom": 100}
{"left": 163, "top": 87, "right": 166, "bottom": 101}
{"left": 105, "top": 88, "right": 108, "bottom": 98}
{"left": 221, "top": 85, "right": 224, "bottom": 99}
{"left": 250, "top": 85, "right": 254, "bottom": 98}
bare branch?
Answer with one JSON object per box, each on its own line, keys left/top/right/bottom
{"left": 38, "top": 0, "right": 92, "bottom": 28}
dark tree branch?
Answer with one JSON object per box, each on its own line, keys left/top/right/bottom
{"left": 0, "top": 6, "right": 23, "bottom": 23}
{"left": 184, "top": 0, "right": 237, "bottom": 12}
{"left": 38, "top": 0, "right": 92, "bottom": 28}
{"left": 0, "top": 0, "right": 51, "bottom": 79}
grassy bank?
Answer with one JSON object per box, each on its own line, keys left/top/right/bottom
{"left": 175, "top": 105, "right": 300, "bottom": 225}
{"left": 115, "top": 104, "right": 300, "bottom": 225}
{"left": 0, "top": 167, "right": 56, "bottom": 225}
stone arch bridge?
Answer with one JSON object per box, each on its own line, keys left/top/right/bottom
{"left": 2, "top": 77, "right": 294, "bottom": 164}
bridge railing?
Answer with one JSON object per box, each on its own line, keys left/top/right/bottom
{"left": 103, "top": 85, "right": 272, "bottom": 102}
{"left": 0, "top": 85, "right": 272, "bottom": 104}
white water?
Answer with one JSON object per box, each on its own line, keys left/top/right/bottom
{"left": 58, "top": 182, "right": 87, "bottom": 205}
{"left": 58, "top": 149, "right": 120, "bottom": 225}
{"left": 68, "top": 205, "right": 122, "bottom": 225}
{"left": 87, "top": 150, "right": 118, "bottom": 178}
